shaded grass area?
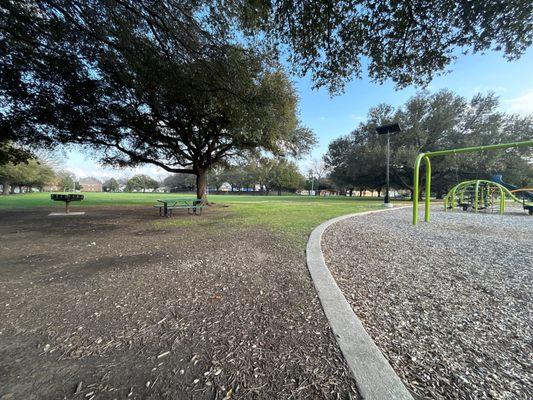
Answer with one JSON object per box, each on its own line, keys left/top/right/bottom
{"left": 0, "top": 192, "right": 391, "bottom": 247}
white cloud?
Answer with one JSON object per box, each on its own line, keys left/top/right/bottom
{"left": 503, "top": 90, "right": 533, "bottom": 115}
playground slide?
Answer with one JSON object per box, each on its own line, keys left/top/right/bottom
{"left": 491, "top": 175, "right": 533, "bottom": 202}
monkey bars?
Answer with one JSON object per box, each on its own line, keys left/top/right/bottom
{"left": 412, "top": 140, "right": 533, "bottom": 225}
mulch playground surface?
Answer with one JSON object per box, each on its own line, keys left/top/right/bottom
{"left": 0, "top": 207, "right": 357, "bottom": 399}
{"left": 323, "top": 207, "right": 532, "bottom": 400}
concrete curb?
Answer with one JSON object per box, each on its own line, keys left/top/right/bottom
{"left": 306, "top": 207, "right": 413, "bottom": 400}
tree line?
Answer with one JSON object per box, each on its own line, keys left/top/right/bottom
{"left": 0, "top": 148, "right": 309, "bottom": 196}
{"left": 324, "top": 90, "right": 533, "bottom": 198}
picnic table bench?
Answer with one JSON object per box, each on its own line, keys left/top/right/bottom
{"left": 154, "top": 198, "right": 208, "bottom": 217}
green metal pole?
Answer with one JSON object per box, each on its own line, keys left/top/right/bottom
{"left": 412, "top": 153, "right": 425, "bottom": 225}
{"left": 453, "top": 185, "right": 460, "bottom": 209}
{"left": 474, "top": 180, "right": 479, "bottom": 212}
{"left": 499, "top": 185, "right": 505, "bottom": 214}
{"left": 425, "top": 140, "right": 533, "bottom": 157}
{"left": 424, "top": 156, "right": 431, "bottom": 222}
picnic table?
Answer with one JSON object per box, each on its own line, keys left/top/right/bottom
{"left": 155, "top": 198, "right": 207, "bottom": 217}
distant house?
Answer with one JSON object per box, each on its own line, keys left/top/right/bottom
{"left": 42, "top": 184, "right": 60, "bottom": 192}
{"left": 79, "top": 177, "right": 102, "bottom": 192}
{"left": 218, "top": 182, "right": 232, "bottom": 192}
{"left": 319, "top": 189, "right": 338, "bottom": 196}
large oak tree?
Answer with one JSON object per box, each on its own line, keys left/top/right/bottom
{"left": 0, "top": 1, "right": 314, "bottom": 198}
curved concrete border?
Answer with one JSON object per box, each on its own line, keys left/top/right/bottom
{"left": 306, "top": 207, "right": 413, "bottom": 400}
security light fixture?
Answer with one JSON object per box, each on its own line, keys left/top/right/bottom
{"left": 376, "top": 123, "right": 401, "bottom": 135}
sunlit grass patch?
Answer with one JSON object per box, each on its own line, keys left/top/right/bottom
{"left": 0, "top": 192, "right": 388, "bottom": 248}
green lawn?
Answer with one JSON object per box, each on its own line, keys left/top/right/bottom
{"left": 0, "top": 192, "right": 394, "bottom": 247}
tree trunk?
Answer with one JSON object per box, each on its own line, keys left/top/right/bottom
{"left": 196, "top": 169, "right": 207, "bottom": 199}
{"left": 2, "top": 181, "right": 10, "bottom": 195}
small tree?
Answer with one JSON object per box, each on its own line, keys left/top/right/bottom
{"left": 267, "top": 158, "right": 304, "bottom": 195}
{"left": 102, "top": 178, "right": 120, "bottom": 192}
{"left": 56, "top": 171, "right": 76, "bottom": 192}
{"left": 163, "top": 174, "right": 196, "bottom": 192}
{"left": 309, "top": 159, "right": 328, "bottom": 195}
{"left": 29, "top": 161, "right": 55, "bottom": 192}
{"left": 126, "top": 175, "right": 159, "bottom": 192}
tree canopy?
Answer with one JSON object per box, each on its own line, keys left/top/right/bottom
{"left": 163, "top": 173, "right": 195, "bottom": 192}
{"left": 102, "top": 178, "right": 120, "bottom": 192}
{"left": 125, "top": 175, "right": 159, "bottom": 192}
{"left": 241, "top": 0, "right": 532, "bottom": 92}
{"left": 0, "top": 0, "right": 315, "bottom": 198}
{"left": 0, "top": 157, "right": 55, "bottom": 194}
{"left": 325, "top": 90, "right": 533, "bottom": 197}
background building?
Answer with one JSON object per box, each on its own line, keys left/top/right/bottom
{"left": 79, "top": 177, "right": 102, "bottom": 192}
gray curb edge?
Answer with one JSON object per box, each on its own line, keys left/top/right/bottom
{"left": 306, "top": 207, "right": 413, "bottom": 400}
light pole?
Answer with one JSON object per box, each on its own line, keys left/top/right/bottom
{"left": 376, "top": 123, "right": 402, "bottom": 207}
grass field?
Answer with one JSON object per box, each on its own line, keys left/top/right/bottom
{"left": 0, "top": 192, "right": 394, "bottom": 246}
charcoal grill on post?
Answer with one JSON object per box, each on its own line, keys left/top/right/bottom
{"left": 50, "top": 193, "right": 84, "bottom": 214}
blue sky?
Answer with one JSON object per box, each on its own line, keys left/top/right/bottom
{"left": 64, "top": 48, "right": 533, "bottom": 180}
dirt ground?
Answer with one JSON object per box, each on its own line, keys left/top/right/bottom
{"left": 0, "top": 207, "right": 357, "bottom": 400}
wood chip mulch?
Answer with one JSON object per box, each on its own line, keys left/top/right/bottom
{"left": 322, "top": 207, "right": 533, "bottom": 400}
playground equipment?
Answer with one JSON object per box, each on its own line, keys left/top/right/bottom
{"left": 412, "top": 140, "right": 533, "bottom": 225}
{"left": 443, "top": 180, "right": 533, "bottom": 215}
{"left": 491, "top": 175, "right": 533, "bottom": 202}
